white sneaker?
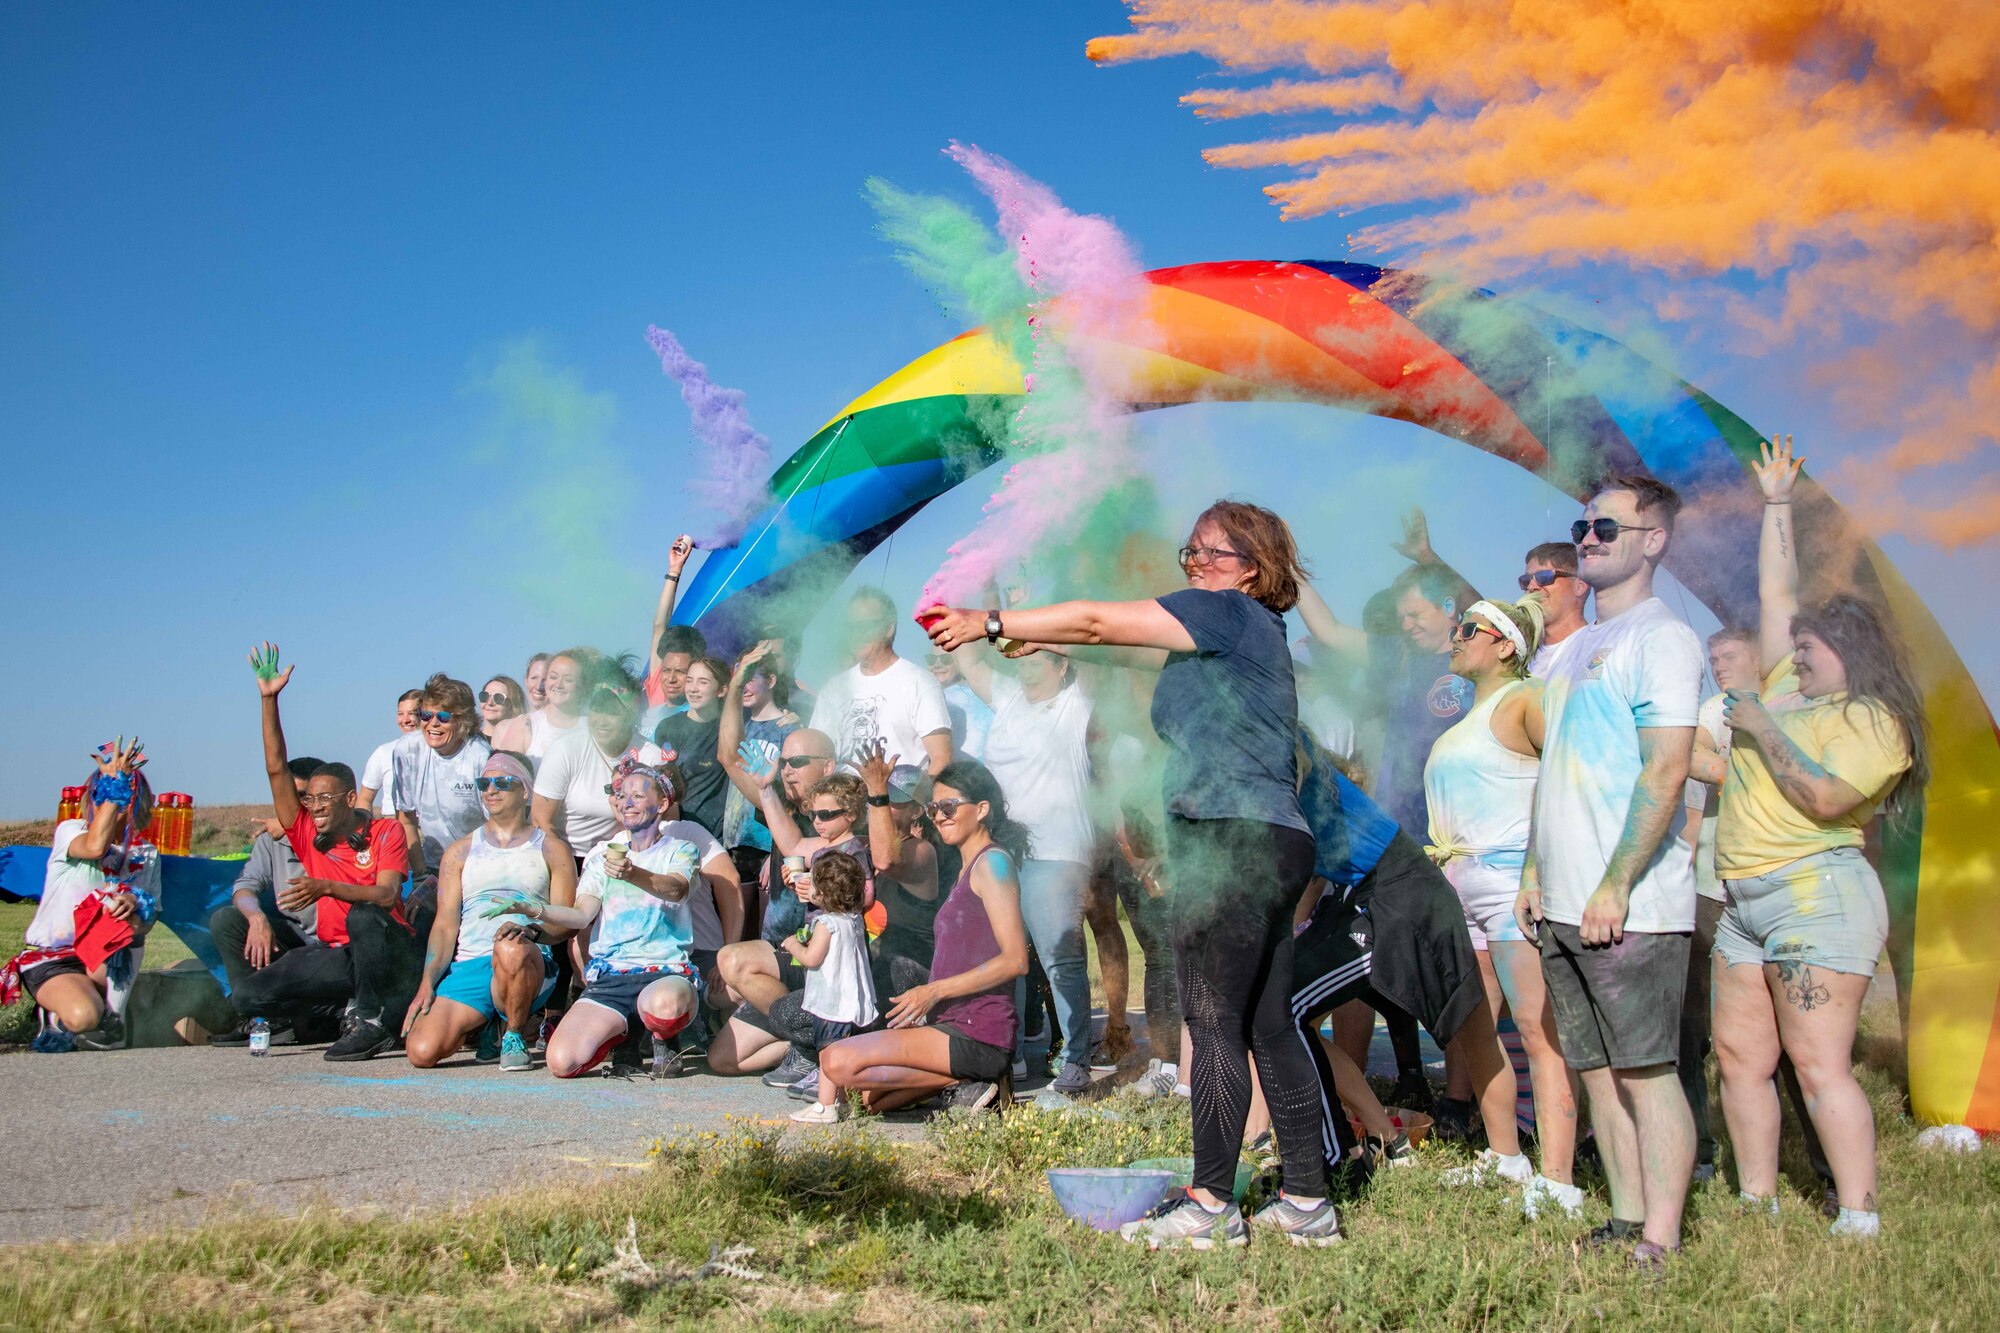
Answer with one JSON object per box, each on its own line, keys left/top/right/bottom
{"left": 1443, "top": 1149, "right": 1534, "bottom": 1187}
{"left": 1520, "top": 1172, "right": 1585, "bottom": 1219}
{"left": 1830, "top": 1208, "right": 1880, "bottom": 1240}
{"left": 790, "top": 1101, "right": 844, "bottom": 1124}
{"left": 1129, "top": 1059, "right": 1179, "bottom": 1099}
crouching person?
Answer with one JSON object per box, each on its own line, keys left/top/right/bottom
{"left": 487, "top": 760, "right": 704, "bottom": 1078}
{"left": 3, "top": 739, "right": 161, "bottom": 1052}
{"left": 402, "top": 752, "right": 577, "bottom": 1072}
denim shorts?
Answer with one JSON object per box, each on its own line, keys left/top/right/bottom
{"left": 1716, "top": 847, "right": 1888, "bottom": 978}
{"left": 434, "top": 947, "right": 557, "bottom": 1019}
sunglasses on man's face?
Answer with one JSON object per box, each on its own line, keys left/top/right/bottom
{"left": 781, "top": 755, "right": 831, "bottom": 770}
{"left": 925, "top": 797, "right": 975, "bottom": 821}
{"left": 419, "top": 709, "right": 456, "bottom": 723}
{"left": 1517, "top": 568, "right": 1567, "bottom": 591}
{"left": 1571, "top": 517, "right": 1661, "bottom": 545}
{"left": 479, "top": 691, "right": 509, "bottom": 705}
{"left": 475, "top": 776, "right": 524, "bottom": 792}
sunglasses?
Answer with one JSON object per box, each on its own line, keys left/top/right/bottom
{"left": 1454, "top": 621, "right": 1503, "bottom": 644}
{"left": 1517, "top": 569, "right": 1568, "bottom": 591}
{"left": 1571, "top": 518, "right": 1662, "bottom": 545}
{"left": 781, "top": 755, "right": 832, "bottom": 769}
{"left": 809, "top": 808, "right": 847, "bottom": 823}
{"left": 479, "top": 690, "right": 510, "bottom": 705}
{"left": 475, "top": 776, "right": 524, "bottom": 792}
{"left": 925, "top": 797, "right": 976, "bottom": 821}
{"left": 418, "top": 709, "right": 457, "bottom": 723}
{"left": 1177, "top": 544, "right": 1246, "bottom": 569}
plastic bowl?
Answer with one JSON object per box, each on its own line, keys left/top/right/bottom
{"left": 1046, "top": 1167, "right": 1177, "bottom": 1231}
{"left": 1125, "top": 1156, "right": 1256, "bottom": 1201}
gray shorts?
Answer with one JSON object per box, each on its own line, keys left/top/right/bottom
{"left": 1539, "top": 921, "right": 1690, "bottom": 1071}
{"left": 1716, "top": 847, "right": 1887, "bottom": 978}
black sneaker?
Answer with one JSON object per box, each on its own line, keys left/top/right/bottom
{"left": 209, "top": 1020, "right": 297, "bottom": 1048}
{"left": 323, "top": 1017, "right": 396, "bottom": 1062}
{"left": 1389, "top": 1073, "right": 1435, "bottom": 1112}
{"left": 949, "top": 1074, "right": 1011, "bottom": 1112}
{"left": 1581, "top": 1218, "right": 1642, "bottom": 1250}
{"left": 77, "top": 1014, "right": 127, "bottom": 1051}
{"left": 1430, "top": 1096, "right": 1478, "bottom": 1143}
{"left": 760, "top": 1046, "right": 817, "bottom": 1088}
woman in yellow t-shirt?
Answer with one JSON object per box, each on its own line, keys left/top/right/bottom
{"left": 1711, "top": 435, "right": 1929, "bottom": 1241}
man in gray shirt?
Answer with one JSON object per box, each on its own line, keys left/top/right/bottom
{"left": 206, "top": 757, "right": 327, "bottom": 1045}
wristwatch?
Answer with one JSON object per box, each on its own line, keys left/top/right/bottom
{"left": 984, "top": 609, "right": 1003, "bottom": 644}
{"left": 866, "top": 794, "right": 892, "bottom": 808}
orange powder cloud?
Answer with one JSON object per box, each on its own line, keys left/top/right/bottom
{"left": 1088, "top": 0, "right": 2000, "bottom": 547}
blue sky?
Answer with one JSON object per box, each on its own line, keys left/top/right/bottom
{"left": 4, "top": 3, "right": 1994, "bottom": 819}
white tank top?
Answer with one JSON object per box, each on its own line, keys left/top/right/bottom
{"left": 1423, "top": 679, "right": 1538, "bottom": 866}
{"left": 802, "top": 912, "right": 879, "bottom": 1026}
{"left": 456, "top": 825, "right": 550, "bottom": 961}
{"left": 524, "top": 708, "right": 577, "bottom": 762}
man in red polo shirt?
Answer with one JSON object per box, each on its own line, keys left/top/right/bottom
{"left": 242, "top": 643, "right": 424, "bottom": 1061}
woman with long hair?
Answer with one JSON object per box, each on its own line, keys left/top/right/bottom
{"left": 477, "top": 676, "right": 527, "bottom": 743}
{"left": 496, "top": 647, "right": 597, "bottom": 762}
{"left": 529, "top": 655, "right": 662, "bottom": 863}
{"left": 924, "top": 500, "right": 1335, "bottom": 1248}
{"left": 814, "top": 760, "right": 1030, "bottom": 1117}
{"left": 1424, "top": 597, "right": 1583, "bottom": 1216}
{"left": 1713, "top": 435, "right": 1927, "bottom": 1241}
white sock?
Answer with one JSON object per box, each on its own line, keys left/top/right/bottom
{"left": 1740, "top": 1190, "right": 1780, "bottom": 1215}
{"left": 1283, "top": 1193, "right": 1327, "bottom": 1211}
{"left": 104, "top": 945, "right": 143, "bottom": 1019}
{"left": 1832, "top": 1207, "right": 1881, "bottom": 1238}
{"left": 1494, "top": 1151, "right": 1533, "bottom": 1182}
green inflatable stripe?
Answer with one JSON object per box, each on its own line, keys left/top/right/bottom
{"left": 767, "top": 394, "right": 1020, "bottom": 494}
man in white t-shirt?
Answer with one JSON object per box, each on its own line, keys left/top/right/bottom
{"left": 1519, "top": 542, "right": 1590, "bottom": 676}
{"left": 392, "top": 674, "right": 492, "bottom": 877}
{"left": 1517, "top": 475, "right": 1702, "bottom": 1261}
{"left": 358, "top": 689, "right": 422, "bottom": 815}
{"left": 808, "top": 587, "right": 953, "bottom": 775}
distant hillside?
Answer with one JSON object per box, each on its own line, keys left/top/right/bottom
{"left": 0, "top": 803, "right": 277, "bottom": 859}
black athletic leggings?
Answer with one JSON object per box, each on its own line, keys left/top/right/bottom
{"left": 1167, "top": 816, "right": 1324, "bottom": 1200}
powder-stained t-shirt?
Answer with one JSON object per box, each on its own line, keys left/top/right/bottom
{"left": 1150, "top": 588, "right": 1308, "bottom": 833}
{"left": 391, "top": 731, "right": 492, "bottom": 869}
{"left": 578, "top": 834, "right": 702, "bottom": 972}
{"left": 29, "top": 820, "right": 164, "bottom": 950}
{"left": 1532, "top": 597, "right": 1702, "bottom": 933}
{"left": 532, "top": 728, "right": 664, "bottom": 855}
{"left": 1372, "top": 647, "right": 1474, "bottom": 837}
{"left": 1716, "top": 654, "right": 1912, "bottom": 880}
{"left": 809, "top": 658, "right": 952, "bottom": 770}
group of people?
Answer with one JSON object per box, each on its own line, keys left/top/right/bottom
{"left": 13, "top": 434, "right": 1926, "bottom": 1261}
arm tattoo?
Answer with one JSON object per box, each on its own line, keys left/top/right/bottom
{"left": 1760, "top": 728, "right": 1834, "bottom": 814}
{"left": 1775, "top": 510, "right": 1790, "bottom": 562}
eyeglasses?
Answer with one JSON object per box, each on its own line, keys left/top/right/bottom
{"left": 1178, "top": 544, "right": 1246, "bottom": 569}
{"left": 925, "top": 797, "right": 975, "bottom": 821}
{"left": 1517, "top": 569, "right": 1569, "bottom": 591}
{"left": 1571, "top": 518, "right": 1662, "bottom": 545}
{"left": 478, "top": 691, "right": 510, "bottom": 705}
{"left": 781, "top": 755, "right": 832, "bottom": 769}
{"left": 809, "top": 808, "right": 847, "bottom": 823}
{"left": 418, "top": 709, "right": 456, "bottom": 723}
{"left": 475, "top": 776, "right": 524, "bottom": 792}
{"left": 1454, "top": 621, "right": 1503, "bottom": 644}
{"left": 300, "top": 793, "right": 347, "bottom": 809}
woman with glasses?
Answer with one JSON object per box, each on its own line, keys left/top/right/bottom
{"left": 1424, "top": 598, "right": 1584, "bottom": 1217}
{"left": 488, "top": 760, "right": 708, "bottom": 1078}
{"left": 1712, "top": 435, "right": 1927, "bottom": 1240}
{"left": 402, "top": 752, "right": 576, "bottom": 1073}
{"left": 704, "top": 773, "right": 873, "bottom": 1079}
{"left": 476, "top": 677, "right": 527, "bottom": 743}
{"left": 390, "top": 674, "right": 492, "bottom": 883}
{"left": 816, "top": 760, "right": 1030, "bottom": 1117}
{"left": 496, "top": 648, "right": 596, "bottom": 762}
{"left": 924, "top": 500, "right": 1335, "bottom": 1248}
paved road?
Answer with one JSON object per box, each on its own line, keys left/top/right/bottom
{"left": 0, "top": 1042, "right": 937, "bottom": 1244}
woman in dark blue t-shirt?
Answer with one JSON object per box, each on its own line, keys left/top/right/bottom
{"left": 922, "top": 500, "right": 1335, "bottom": 1249}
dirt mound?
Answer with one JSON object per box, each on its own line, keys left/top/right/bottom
{"left": 0, "top": 804, "right": 277, "bottom": 857}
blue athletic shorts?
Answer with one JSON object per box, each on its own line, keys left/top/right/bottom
{"left": 434, "top": 947, "right": 557, "bottom": 1019}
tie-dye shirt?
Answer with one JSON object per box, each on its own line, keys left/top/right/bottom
{"left": 577, "top": 833, "right": 702, "bottom": 972}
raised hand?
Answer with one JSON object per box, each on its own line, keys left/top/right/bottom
{"left": 1392, "top": 507, "right": 1435, "bottom": 564}
{"left": 738, "top": 740, "right": 776, "bottom": 785}
{"left": 732, "top": 640, "right": 775, "bottom": 681}
{"left": 248, "top": 642, "right": 294, "bottom": 696}
{"left": 858, "top": 738, "right": 899, "bottom": 795}
{"left": 1755, "top": 433, "right": 1802, "bottom": 502}
{"left": 667, "top": 534, "right": 695, "bottom": 577}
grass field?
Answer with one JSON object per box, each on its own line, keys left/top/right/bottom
{"left": 1, "top": 994, "right": 1993, "bottom": 1330}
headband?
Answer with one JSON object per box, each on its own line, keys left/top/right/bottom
{"left": 611, "top": 755, "right": 682, "bottom": 801}
{"left": 483, "top": 752, "right": 534, "bottom": 789}
{"left": 1465, "top": 601, "right": 1528, "bottom": 661}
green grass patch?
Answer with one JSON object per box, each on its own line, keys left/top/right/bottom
{"left": 3, "top": 1055, "right": 1994, "bottom": 1331}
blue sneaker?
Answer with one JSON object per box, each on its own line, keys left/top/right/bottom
{"left": 499, "top": 1031, "right": 532, "bottom": 1073}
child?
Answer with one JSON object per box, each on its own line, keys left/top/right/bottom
{"left": 785, "top": 851, "right": 878, "bottom": 1121}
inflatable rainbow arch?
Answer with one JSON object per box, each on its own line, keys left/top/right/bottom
{"left": 675, "top": 259, "right": 2000, "bottom": 1130}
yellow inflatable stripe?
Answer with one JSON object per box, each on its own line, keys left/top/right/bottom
{"left": 819, "top": 332, "right": 1023, "bottom": 430}
{"left": 1875, "top": 554, "right": 2000, "bottom": 1127}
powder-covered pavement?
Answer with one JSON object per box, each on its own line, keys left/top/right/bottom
{"left": 0, "top": 1042, "right": 934, "bottom": 1244}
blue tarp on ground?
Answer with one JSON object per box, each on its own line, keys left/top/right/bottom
{"left": 0, "top": 845, "right": 241, "bottom": 990}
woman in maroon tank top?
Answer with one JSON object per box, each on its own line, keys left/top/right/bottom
{"left": 817, "top": 762, "right": 1030, "bottom": 1116}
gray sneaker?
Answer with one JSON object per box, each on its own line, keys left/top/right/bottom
{"left": 1119, "top": 1193, "right": 1248, "bottom": 1250}
{"left": 760, "top": 1047, "right": 816, "bottom": 1087}
{"left": 1050, "top": 1061, "right": 1092, "bottom": 1096}
{"left": 786, "top": 1068, "right": 821, "bottom": 1102}
{"left": 1251, "top": 1196, "right": 1343, "bottom": 1247}
{"left": 498, "top": 1032, "right": 532, "bottom": 1073}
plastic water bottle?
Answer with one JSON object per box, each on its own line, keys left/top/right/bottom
{"left": 248, "top": 1018, "right": 270, "bottom": 1057}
